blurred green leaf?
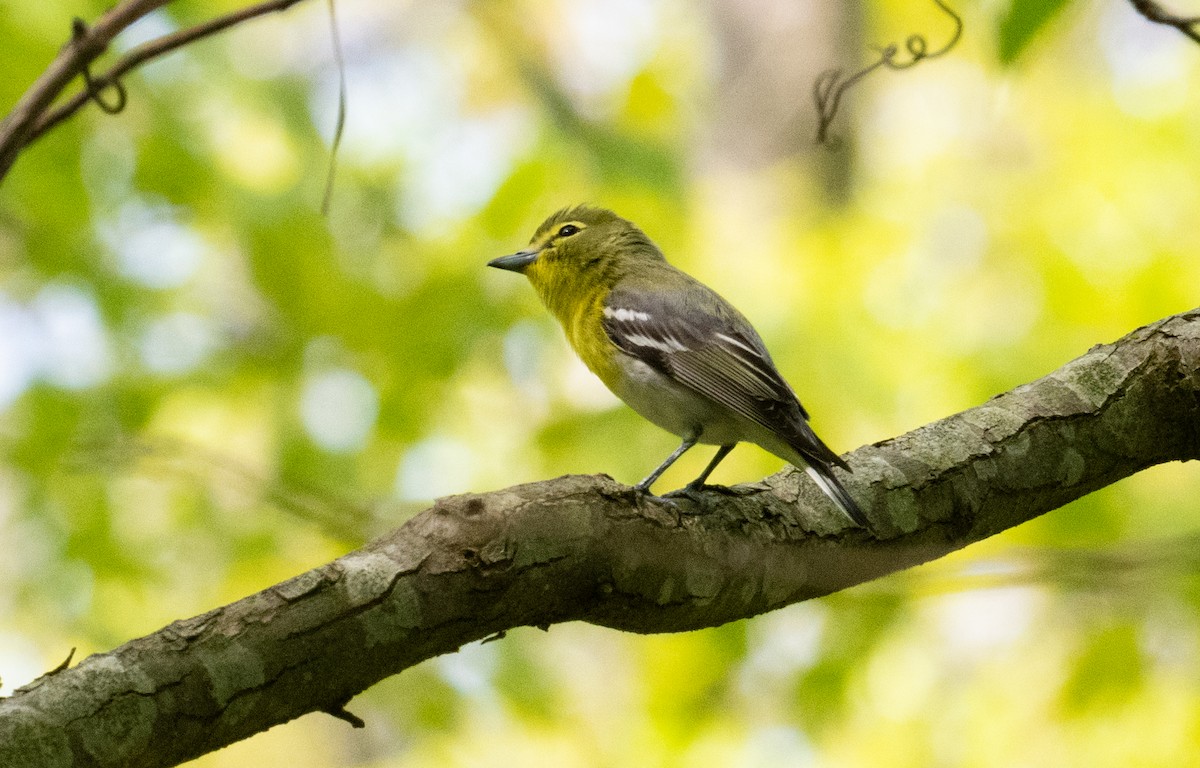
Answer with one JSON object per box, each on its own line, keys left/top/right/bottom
{"left": 998, "top": 0, "right": 1074, "bottom": 63}
{"left": 793, "top": 592, "right": 906, "bottom": 731}
{"left": 1059, "top": 623, "right": 1144, "bottom": 713}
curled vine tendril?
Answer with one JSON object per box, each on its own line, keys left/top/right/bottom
{"left": 72, "top": 18, "right": 128, "bottom": 116}
{"left": 814, "top": 0, "right": 963, "bottom": 146}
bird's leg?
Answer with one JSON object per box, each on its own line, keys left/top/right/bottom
{"left": 664, "top": 443, "right": 736, "bottom": 506}
{"left": 685, "top": 444, "right": 736, "bottom": 491}
{"left": 634, "top": 434, "right": 698, "bottom": 494}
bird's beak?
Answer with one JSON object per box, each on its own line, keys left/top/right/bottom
{"left": 488, "top": 249, "right": 539, "bottom": 273}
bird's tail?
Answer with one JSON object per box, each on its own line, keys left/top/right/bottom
{"left": 805, "top": 463, "right": 870, "bottom": 529}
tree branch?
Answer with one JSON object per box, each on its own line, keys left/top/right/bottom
{"left": 0, "top": 0, "right": 310, "bottom": 183}
{"left": 2, "top": 308, "right": 1198, "bottom": 767}
{"left": 1129, "top": 0, "right": 1200, "bottom": 45}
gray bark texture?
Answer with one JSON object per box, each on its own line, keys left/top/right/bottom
{"left": 1, "top": 308, "right": 1198, "bottom": 767}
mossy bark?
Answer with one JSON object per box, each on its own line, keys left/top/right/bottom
{"left": 2, "top": 308, "right": 1197, "bottom": 768}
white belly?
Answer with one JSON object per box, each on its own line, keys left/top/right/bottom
{"left": 609, "top": 355, "right": 750, "bottom": 446}
{"left": 606, "top": 351, "right": 809, "bottom": 468}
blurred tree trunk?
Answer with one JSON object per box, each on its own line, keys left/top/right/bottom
{"left": 703, "top": 0, "right": 861, "bottom": 199}
{"left": 705, "top": 0, "right": 860, "bottom": 164}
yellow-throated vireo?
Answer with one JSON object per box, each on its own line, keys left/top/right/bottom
{"left": 489, "top": 206, "right": 868, "bottom": 528}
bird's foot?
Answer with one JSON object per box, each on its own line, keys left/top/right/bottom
{"left": 664, "top": 485, "right": 703, "bottom": 505}
{"left": 631, "top": 481, "right": 675, "bottom": 507}
{"left": 663, "top": 482, "right": 723, "bottom": 510}
{"left": 631, "top": 482, "right": 690, "bottom": 525}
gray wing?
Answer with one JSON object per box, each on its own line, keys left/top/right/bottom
{"left": 602, "top": 280, "right": 847, "bottom": 470}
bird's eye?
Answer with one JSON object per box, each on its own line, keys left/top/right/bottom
{"left": 557, "top": 224, "right": 580, "bottom": 238}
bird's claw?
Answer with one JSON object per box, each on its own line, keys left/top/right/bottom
{"left": 663, "top": 484, "right": 708, "bottom": 506}
{"left": 630, "top": 484, "right": 691, "bottom": 527}
{"left": 632, "top": 483, "right": 678, "bottom": 509}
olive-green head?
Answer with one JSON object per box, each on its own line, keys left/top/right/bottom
{"left": 488, "top": 206, "right": 664, "bottom": 307}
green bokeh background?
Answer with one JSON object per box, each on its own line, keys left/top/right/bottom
{"left": 2, "top": 0, "right": 1199, "bottom": 765}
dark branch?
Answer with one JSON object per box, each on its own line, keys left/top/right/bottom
{"left": 26, "top": 0, "right": 310, "bottom": 146}
{"left": 0, "top": 0, "right": 310, "bottom": 183}
{"left": 321, "top": 701, "right": 366, "bottom": 728}
{"left": 0, "top": 0, "right": 169, "bottom": 181}
{"left": 1, "top": 307, "right": 1197, "bottom": 768}
{"left": 1129, "top": 0, "right": 1200, "bottom": 45}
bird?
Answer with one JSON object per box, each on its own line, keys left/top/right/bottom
{"left": 488, "top": 205, "right": 868, "bottom": 528}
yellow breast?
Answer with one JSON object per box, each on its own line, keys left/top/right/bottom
{"left": 524, "top": 259, "right": 625, "bottom": 391}
{"left": 561, "top": 290, "right": 623, "bottom": 390}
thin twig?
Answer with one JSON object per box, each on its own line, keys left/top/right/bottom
{"left": 321, "top": 701, "right": 366, "bottom": 728}
{"left": 47, "top": 648, "right": 76, "bottom": 676}
{"left": 814, "top": 0, "right": 963, "bottom": 145}
{"left": 320, "top": 0, "right": 348, "bottom": 215}
{"left": 0, "top": 0, "right": 170, "bottom": 182}
{"left": 319, "top": 0, "right": 348, "bottom": 214}
{"left": 26, "top": 0, "right": 310, "bottom": 146}
{"left": 0, "top": 0, "right": 310, "bottom": 183}
{"left": 1128, "top": 0, "right": 1200, "bottom": 45}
